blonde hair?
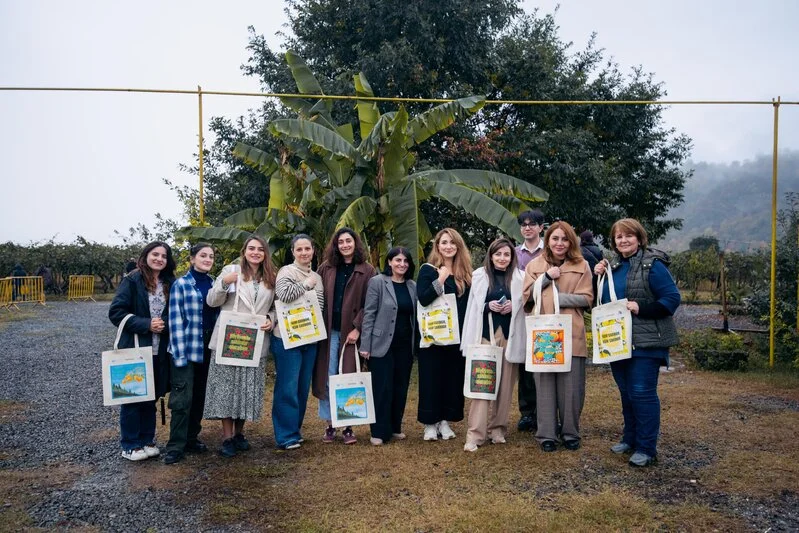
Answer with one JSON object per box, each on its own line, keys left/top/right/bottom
{"left": 427, "top": 228, "right": 472, "bottom": 295}
{"left": 542, "top": 221, "right": 583, "bottom": 265}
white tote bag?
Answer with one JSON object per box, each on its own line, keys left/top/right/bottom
{"left": 275, "top": 289, "right": 327, "bottom": 349}
{"left": 591, "top": 272, "right": 632, "bottom": 364}
{"left": 102, "top": 314, "right": 156, "bottom": 406}
{"left": 328, "top": 343, "right": 376, "bottom": 428}
{"left": 417, "top": 293, "right": 460, "bottom": 348}
{"left": 214, "top": 280, "right": 267, "bottom": 367}
{"left": 463, "top": 314, "right": 503, "bottom": 400}
{"left": 525, "top": 276, "right": 573, "bottom": 373}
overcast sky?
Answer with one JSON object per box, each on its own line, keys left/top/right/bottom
{"left": 1, "top": 0, "right": 797, "bottom": 244}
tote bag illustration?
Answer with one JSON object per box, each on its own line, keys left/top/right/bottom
{"left": 591, "top": 272, "right": 632, "bottom": 364}
{"left": 214, "top": 277, "right": 267, "bottom": 367}
{"left": 329, "top": 343, "right": 376, "bottom": 428}
{"left": 417, "top": 293, "right": 460, "bottom": 348}
{"left": 102, "top": 314, "right": 156, "bottom": 406}
{"left": 525, "top": 276, "right": 573, "bottom": 373}
{"left": 463, "top": 314, "right": 503, "bottom": 400}
{"left": 275, "top": 289, "right": 327, "bottom": 349}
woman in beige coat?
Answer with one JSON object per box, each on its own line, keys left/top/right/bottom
{"left": 204, "top": 235, "right": 277, "bottom": 458}
{"left": 523, "top": 221, "right": 593, "bottom": 452}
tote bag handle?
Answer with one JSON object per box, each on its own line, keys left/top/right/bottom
{"left": 338, "top": 340, "right": 362, "bottom": 374}
{"left": 113, "top": 313, "right": 140, "bottom": 350}
{"left": 487, "top": 312, "right": 497, "bottom": 347}
{"left": 532, "top": 275, "right": 560, "bottom": 316}
{"left": 595, "top": 263, "right": 619, "bottom": 306}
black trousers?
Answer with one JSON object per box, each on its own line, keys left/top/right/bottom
{"left": 518, "top": 369, "right": 537, "bottom": 417}
{"left": 166, "top": 331, "right": 212, "bottom": 452}
{"left": 417, "top": 344, "right": 465, "bottom": 424}
{"left": 369, "top": 334, "right": 414, "bottom": 441}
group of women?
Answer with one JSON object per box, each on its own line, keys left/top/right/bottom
{"left": 108, "top": 217, "right": 680, "bottom": 468}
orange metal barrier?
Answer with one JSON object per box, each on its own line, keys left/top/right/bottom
{"left": 0, "top": 276, "right": 46, "bottom": 310}
{"left": 67, "top": 275, "right": 96, "bottom": 302}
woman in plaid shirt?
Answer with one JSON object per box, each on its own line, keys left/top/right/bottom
{"left": 164, "top": 243, "right": 219, "bottom": 464}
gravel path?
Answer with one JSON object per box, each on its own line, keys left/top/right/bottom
{"left": 0, "top": 302, "right": 206, "bottom": 531}
{"left": 0, "top": 302, "right": 793, "bottom": 531}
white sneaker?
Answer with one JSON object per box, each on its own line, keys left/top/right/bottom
{"left": 490, "top": 435, "right": 506, "bottom": 444}
{"left": 143, "top": 444, "right": 160, "bottom": 458}
{"left": 121, "top": 448, "right": 148, "bottom": 461}
{"left": 423, "top": 424, "right": 439, "bottom": 441}
{"left": 370, "top": 437, "right": 384, "bottom": 446}
{"left": 438, "top": 420, "right": 456, "bottom": 440}
{"left": 463, "top": 442, "right": 479, "bottom": 452}
{"left": 392, "top": 432, "right": 407, "bottom": 440}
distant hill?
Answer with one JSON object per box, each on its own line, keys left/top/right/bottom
{"left": 659, "top": 151, "right": 799, "bottom": 252}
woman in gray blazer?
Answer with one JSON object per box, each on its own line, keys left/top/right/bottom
{"left": 359, "top": 247, "right": 418, "bottom": 445}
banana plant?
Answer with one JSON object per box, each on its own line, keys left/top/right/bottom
{"left": 181, "top": 51, "right": 548, "bottom": 268}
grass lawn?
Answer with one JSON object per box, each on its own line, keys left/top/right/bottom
{"left": 127, "top": 356, "right": 799, "bottom": 531}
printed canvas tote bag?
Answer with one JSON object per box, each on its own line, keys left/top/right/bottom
{"left": 275, "top": 289, "right": 327, "bottom": 349}
{"left": 417, "top": 293, "right": 460, "bottom": 348}
{"left": 329, "top": 343, "right": 376, "bottom": 428}
{"left": 463, "top": 314, "right": 503, "bottom": 400}
{"left": 215, "top": 278, "right": 267, "bottom": 367}
{"left": 591, "top": 272, "right": 632, "bottom": 364}
{"left": 102, "top": 314, "right": 156, "bottom": 406}
{"left": 525, "top": 276, "right": 573, "bottom": 373}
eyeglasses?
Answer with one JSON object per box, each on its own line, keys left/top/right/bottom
{"left": 520, "top": 222, "right": 541, "bottom": 228}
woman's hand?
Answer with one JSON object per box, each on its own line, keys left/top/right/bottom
{"left": 303, "top": 276, "right": 317, "bottom": 290}
{"left": 500, "top": 301, "right": 513, "bottom": 315}
{"left": 594, "top": 260, "right": 607, "bottom": 276}
{"left": 546, "top": 266, "right": 561, "bottom": 280}
{"left": 488, "top": 300, "right": 503, "bottom": 313}
{"left": 222, "top": 271, "right": 239, "bottom": 285}
{"left": 626, "top": 301, "right": 640, "bottom": 315}
{"left": 345, "top": 329, "right": 360, "bottom": 344}
{"left": 437, "top": 265, "right": 450, "bottom": 284}
{"left": 150, "top": 318, "right": 165, "bottom": 333}
{"left": 359, "top": 350, "right": 370, "bottom": 359}
{"left": 261, "top": 317, "right": 274, "bottom": 332}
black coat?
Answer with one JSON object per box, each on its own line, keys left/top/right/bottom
{"left": 108, "top": 271, "right": 171, "bottom": 399}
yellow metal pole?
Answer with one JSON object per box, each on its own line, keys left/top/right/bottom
{"left": 769, "top": 97, "right": 780, "bottom": 368}
{"left": 198, "top": 85, "right": 205, "bottom": 225}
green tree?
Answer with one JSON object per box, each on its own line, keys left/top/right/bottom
{"left": 181, "top": 53, "right": 548, "bottom": 268}
{"left": 235, "top": 2, "right": 691, "bottom": 242}
{"left": 689, "top": 235, "right": 720, "bottom": 252}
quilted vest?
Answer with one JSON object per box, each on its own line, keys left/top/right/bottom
{"left": 611, "top": 248, "right": 679, "bottom": 349}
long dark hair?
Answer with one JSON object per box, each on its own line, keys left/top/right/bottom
{"left": 239, "top": 235, "right": 277, "bottom": 288}
{"left": 136, "top": 241, "right": 176, "bottom": 295}
{"left": 382, "top": 247, "right": 415, "bottom": 280}
{"left": 483, "top": 238, "right": 516, "bottom": 294}
{"left": 323, "top": 227, "right": 368, "bottom": 267}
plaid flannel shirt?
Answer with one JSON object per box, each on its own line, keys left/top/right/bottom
{"left": 168, "top": 271, "right": 209, "bottom": 367}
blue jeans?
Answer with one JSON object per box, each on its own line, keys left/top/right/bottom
{"left": 610, "top": 356, "right": 662, "bottom": 457}
{"left": 317, "top": 330, "right": 341, "bottom": 422}
{"left": 120, "top": 400, "right": 156, "bottom": 451}
{"left": 271, "top": 335, "right": 317, "bottom": 448}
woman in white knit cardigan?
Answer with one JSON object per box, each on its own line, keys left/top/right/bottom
{"left": 271, "top": 234, "right": 325, "bottom": 450}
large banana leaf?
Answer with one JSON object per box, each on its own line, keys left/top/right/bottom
{"left": 282, "top": 50, "right": 335, "bottom": 129}
{"left": 406, "top": 96, "right": 485, "bottom": 147}
{"left": 323, "top": 173, "right": 366, "bottom": 204}
{"left": 354, "top": 73, "right": 380, "bottom": 140}
{"left": 383, "top": 108, "right": 411, "bottom": 186}
{"left": 387, "top": 181, "right": 427, "bottom": 265}
{"left": 177, "top": 225, "right": 251, "bottom": 244}
{"left": 223, "top": 207, "right": 269, "bottom": 228}
{"left": 335, "top": 196, "right": 378, "bottom": 234}
{"left": 270, "top": 119, "right": 364, "bottom": 166}
{"left": 357, "top": 111, "right": 396, "bottom": 159}
{"left": 412, "top": 169, "right": 549, "bottom": 202}
{"left": 233, "top": 142, "right": 279, "bottom": 177}
{"left": 417, "top": 180, "right": 521, "bottom": 239}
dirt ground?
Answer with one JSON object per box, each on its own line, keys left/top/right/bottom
{"left": 0, "top": 303, "right": 797, "bottom": 532}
